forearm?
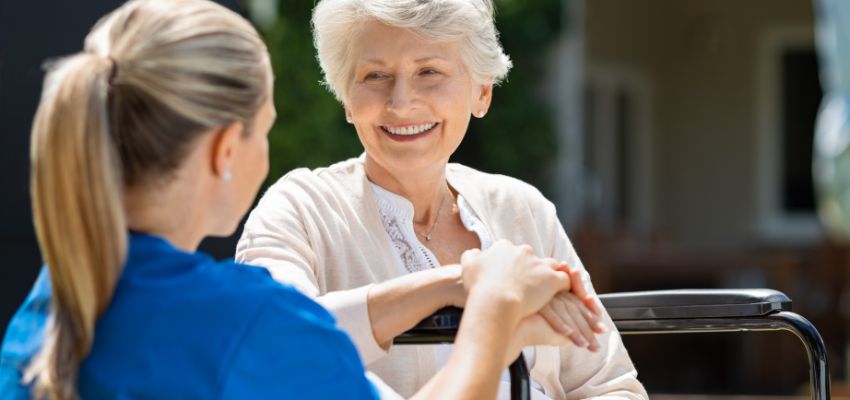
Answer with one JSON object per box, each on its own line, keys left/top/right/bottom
{"left": 411, "top": 291, "right": 521, "bottom": 400}
{"left": 367, "top": 265, "right": 463, "bottom": 348}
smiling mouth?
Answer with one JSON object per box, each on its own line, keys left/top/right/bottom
{"left": 380, "top": 122, "right": 438, "bottom": 136}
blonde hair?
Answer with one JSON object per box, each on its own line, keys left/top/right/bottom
{"left": 312, "top": 0, "right": 513, "bottom": 102}
{"left": 24, "top": 0, "right": 270, "bottom": 398}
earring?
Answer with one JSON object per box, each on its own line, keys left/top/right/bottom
{"left": 476, "top": 111, "right": 486, "bottom": 118}
{"left": 222, "top": 170, "right": 232, "bottom": 182}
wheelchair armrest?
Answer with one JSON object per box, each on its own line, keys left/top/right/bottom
{"left": 394, "top": 306, "right": 462, "bottom": 344}
{"left": 394, "top": 290, "right": 825, "bottom": 400}
{"left": 598, "top": 289, "right": 792, "bottom": 320}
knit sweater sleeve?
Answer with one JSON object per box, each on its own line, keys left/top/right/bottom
{"left": 235, "top": 171, "right": 388, "bottom": 364}
{"left": 538, "top": 198, "right": 648, "bottom": 399}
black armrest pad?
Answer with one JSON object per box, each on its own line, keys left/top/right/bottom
{"left": 599, "top": 289, "right": 792, "bottom": 320}
{"left": 399, "top": 289, "right": 792, "bottom": 342}
{"left": 395, "top": 306, "right": 462, "bottom": 344}
{"left": 410, "top": 306, "right": 463, "bottom": 330}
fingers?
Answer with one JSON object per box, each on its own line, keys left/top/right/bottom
{"left": 460, "top": 248, "right": 482, "bottom": 265}
{"left": 548, "top": 267, "right": 571, "bottom": 294}
{"left": 551, "top": 297, "right": 590, "bottom": 349}
{"left": 539, "top": 258, "right": 571, "bottom": 294}
{"left": 539, "top": 305, "right": 573, "bottom": 336}
{"left": 559, "top": 265, "right": 603, "bottom": 317}
{"left": 584, "top": 296, "right": 604, "bottom": 318}
{"left": 564, "top": 267, "right": 588, "bottom": 298}
{"left": 561, "top": 291, "right": 606, "bottom": 334}
{"left": 562, "top": 296, "right": 601, "bottom": 352}
{"left": 547, "top": 293, "right": 606, "bottom": 351}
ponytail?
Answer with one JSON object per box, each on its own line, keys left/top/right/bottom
{"left": 21, "top": 1, "right": 271, "bottom": 398}
{"left": 25, "top": 53, "right": 127, "bottom": 400}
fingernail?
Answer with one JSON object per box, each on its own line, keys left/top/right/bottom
{"left": 595, "top": 322, "right": 607, "bottom": 333}
{"left": 573, "top": 335, "right": 588, "bottom": 347}
{"left": 590, "top": 338, "right": 601, "bottom": 352}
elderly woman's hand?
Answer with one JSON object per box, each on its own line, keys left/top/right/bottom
{"left": 539, "top": 266, "right": 606, "bottom": 352}
{"left": 503, "top": 313, "right": 571, "bottom": 368}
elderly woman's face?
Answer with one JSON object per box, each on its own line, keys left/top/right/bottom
{"left": 346, "top": 21, "right": 492, "bottom": 176}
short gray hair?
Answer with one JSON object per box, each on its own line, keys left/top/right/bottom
{"left": 312, "top": 0, "right": 513, "bottom": 102}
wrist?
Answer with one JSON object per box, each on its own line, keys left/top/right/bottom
{"left": 466, "top": 287, "right": 523, "bottom": 325}
{"left": 437, "top": 264, "right": 465, "bottom": 307}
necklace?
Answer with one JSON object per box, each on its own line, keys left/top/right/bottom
{"left": 417, "top": 191, "right": 447, "bottom": 241}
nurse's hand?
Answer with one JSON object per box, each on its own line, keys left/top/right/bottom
{"left": 460, "top": 240, "right": 571, "bottom": 318}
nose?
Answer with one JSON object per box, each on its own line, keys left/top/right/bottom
{"left": 386, "top": 76, "right": 419, "bottom": 116}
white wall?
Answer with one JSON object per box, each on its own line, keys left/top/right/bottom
{"left": 581, "top": 0, "right": 816, "bottom": 248}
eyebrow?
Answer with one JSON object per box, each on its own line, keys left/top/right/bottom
{"left": 359, "top": 58, "right": 387, "bottom": 67}
{"left": 413, "top": 56, "right": 450, "bottom": 63}
{"left": 358, "top": 55, "right": 450, "bottom": 66}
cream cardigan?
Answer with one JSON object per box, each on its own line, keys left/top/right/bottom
{"left": 236, "top": 157, "right": 648, "bottom": 399}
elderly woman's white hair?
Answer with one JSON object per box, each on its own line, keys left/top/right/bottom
{"left": 312, "top": 0, "right": 513, "bottom": 102}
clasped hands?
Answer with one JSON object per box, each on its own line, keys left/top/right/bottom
{"left": 457, "top": 240, "right": 606, "bottom": 364}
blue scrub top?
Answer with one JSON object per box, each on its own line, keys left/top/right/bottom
{"left": 0, "top": 233, "right": 378, "bottom": 399}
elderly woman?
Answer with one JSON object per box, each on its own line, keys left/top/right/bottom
{"left": 236, "top": 0, "right": 647, "bottom": 399}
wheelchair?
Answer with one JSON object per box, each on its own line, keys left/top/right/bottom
{"left": 395, "top": 289, "right": 830, "bottom": 400}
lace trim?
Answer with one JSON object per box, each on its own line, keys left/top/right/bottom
{"left": 370, "top": 181, "right": 486, "bottom": 274}
{"left": 378, "top": 212, "right": 433, "bottom": 273}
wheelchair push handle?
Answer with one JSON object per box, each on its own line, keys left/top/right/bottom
{"left": 395, "top": 306, "right": 531, "bottom": 400}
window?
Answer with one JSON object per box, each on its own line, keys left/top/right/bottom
{"left": 582, "top": 67, "right": 653, "bottom": 230}
{"left": 755, "top": 27, "right": 823, "bottom": 242}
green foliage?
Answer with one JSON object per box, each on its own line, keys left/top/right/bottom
{"left": 260, "top": 0, "right": 362, "bottom": 184}
{"left": 459, "top": 0, "right": 562, "bottom": 191}
{"left": 257, "top": 0, "right": 562, "bottom": 190}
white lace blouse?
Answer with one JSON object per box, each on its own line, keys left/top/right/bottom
{"left": 369, "top": 182, "right": 551, "bottom": 400}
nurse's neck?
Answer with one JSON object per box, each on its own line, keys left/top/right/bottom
{"left": 124, "top": 172, "right": 211, "bottom": 253}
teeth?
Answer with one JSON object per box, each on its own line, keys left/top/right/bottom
{"left": 384, "top": 123, "right": 436, "bottom": 135}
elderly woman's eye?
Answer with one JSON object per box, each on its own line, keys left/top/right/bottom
{"left": 420, "top": 68, "right": 440, "bottom": 76}
{"left": 364, "top": 72, "right": 388, "bottom": 81}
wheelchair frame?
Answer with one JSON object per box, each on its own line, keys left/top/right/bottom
{"left": 395, "top": 288, "right": 830, "bottom": 400}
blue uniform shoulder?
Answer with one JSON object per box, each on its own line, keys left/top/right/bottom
{"left": 218, "top": 280, "right": 377, "bottom": 399}
{"left": 0, "top": 268, "right": 51, "bottom": 399}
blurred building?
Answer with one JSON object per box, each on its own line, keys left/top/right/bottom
{"left": 557, "top": 0, "right": 843, "bottom": 396}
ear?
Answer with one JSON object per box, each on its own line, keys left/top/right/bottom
{"left": 210, "top": 121, "right": 244, "bottom": 180}
{"left": 472, "top": 82, "right": 493, "bottom": 118}
{"left": 344, "top": 107, "right": 353, "bottom": 124}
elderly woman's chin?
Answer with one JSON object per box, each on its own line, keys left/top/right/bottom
{"left": 364, "top": 138, "right": 465, "bottom": 176}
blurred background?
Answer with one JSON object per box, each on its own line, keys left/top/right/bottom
{"left": 1, "top": 0, "right": 844, "bottom": 397}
